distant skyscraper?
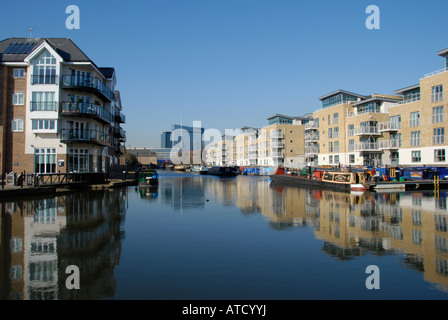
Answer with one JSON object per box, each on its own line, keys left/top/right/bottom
{"left": 161, "top": 131, "right": 172, "bottom": 148}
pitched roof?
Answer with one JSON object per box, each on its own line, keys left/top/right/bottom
{"left": 0, "top": 37, "right": 113, "bottom": 78}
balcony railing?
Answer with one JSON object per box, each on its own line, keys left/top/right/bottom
{"left": 379, "top": 139, "right": 400, "bottom": 150}
{"left": 354, "top": 126, "right": 380, "bottom": 136}
{"left": 270, "top": 141, "right": 284, "bottom": 148}
{"left": 31, "top": 75, "right": 58, "bottom": 85}
{"left": 424, "top": 67, "right": 448, "bottom": 78}
{"left": 271, "top": 152, "right": 283, "bottom": 158}
{"left": 60, "top": 75, "right": 115, "bottom": 101}
{"left": 30, "top": 101, "right": 57, "bottom": 111}
{"left": 354, "top": 143, "right": 380, "bottom": 152}
{"left": 270, "top": 131, "right": 283, "bottom": 139}
{"left": 115, "top": 111, "right": 126, "bottom": 123}
{"left": 305, "top": 134, "right": 319, "bottom": 142}
{"left": 379, "top": 122, "right": 400, "bottom": 132}
{"left": 399, "top": 93, "right": 420, "bottom": 105}
{"left": 305, "top": 122, "right": 319, "bottom": 130}
{"left": 60, "top": 129, "right": 111, "bottom": 146}
{"left": 61, "top": 102, "right": 113, "bottom": 124}
{"left": 305, "top": 147, "right": 319, "bottom": 155}
{"left": 432, "top": 135, "right": 446, "bottom": 145}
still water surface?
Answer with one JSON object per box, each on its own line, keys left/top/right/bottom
{"left": 2, "top": 170, "right": 448, "bottom": 299}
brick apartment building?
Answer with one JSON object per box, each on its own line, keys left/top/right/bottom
{"left": 0, "top": 37, "right": 126, "bottom": 174}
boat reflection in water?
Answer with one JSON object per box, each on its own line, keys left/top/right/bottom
{"left": 138, "top": 186, "right": 159, "bottom": 200}
{"left": 0, "top": 188, "right": 127, "bottom": 300}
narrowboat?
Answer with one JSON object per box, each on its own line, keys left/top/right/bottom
{"left": 270, "top": 168, "right": 368, "bottom": 192}
{"left": 139, "top": 169, "right": 159, "bottom": 186}
{"left": 207, "top": 166, "right": 239, "bottom": 177}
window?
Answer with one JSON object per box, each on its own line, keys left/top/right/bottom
{"left": 328, "top": 115, "right": 331, "bottom": 125}
{"left": 432, "top": 85, "right": 443, "bottom": 103}
{"left": 349, "top": 154, "right": 355, "bottom": 164}
{"left": 433, "top": 106, "right": 445, "bottom": 124}
{"left": 334, "top": 127, "right": 339, "bottom": 138}
{"left": 334, "top": 155, "right": 339, "bottom": 164}
{"left": 12, "top": 119, "right": 23, "bottom": 132}
{"left": 68, "top": 148, "right": 89, "bottom": 173}
{"left": 334, "top": 141, "right": 339, "bottom": 152}
{"left": 348, "top": 124, "right": 354, "bottom": 137}
{"left": 333, "top": 113, "right": 339, "bottom": 125}
{"left": 31, "top": 119, "right": 56, "bottom": 132}
{"left": 410, "top": 112, "right": 420, "bottom": 127}
{"left": 433, "top": 128, "right": 445, "bottom": 145}
{"left": 435, "top": 149, "right": 446, "bottom": 162}
{"left": 390, "top": 115, "right": 401, "bottom": 129}
{"left": 329, "top": 155, "right": 333, "bottom": 164}
{"left": 31, "top": 92, "right": 56, "bottom": 111}
{"left": 328, "top": 128, "right": 333, "bottom": 139}
{"left": 13, "top": 93, "right": 24, "bottom": 105}
{"left": 32, "top": 50, "right": 57, "bottom": 84}
{"left": 411, "top": 131, "right": 420, "bottom": 146}
{"left": 329, "top": 142, "right": 333, "bottom": 153}
{"left": 412, "top": 151, "right": 421, "bottom": 162}
{"left": 34, "top": 148, "right": 56, "bottom": 174}
{"left": 348, "top": 139, "right": 355, "bottom": 151}
{"left": 13, "top": 68, "right": 25, "bottom": 78}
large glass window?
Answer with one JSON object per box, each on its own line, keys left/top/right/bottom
{"left": 32, "top": 50, "right": 57, "bottom": 84}
{"left": 433, "top": 128, "right": 445, "bottom": 145}
{"left": 432, "top": 85, "right": 443, "bottom": 103}
{"left": 412, "top": 151, "right": 421, "bottom": 163}
{"left": 410, "top": 112, "right": 420, "bottom": 127}
{"left": 68, "top": 148, "right": 89, "bottom": 173}
{"left": 433, "top": 106, "right": 444, "bottom": 124}
{"left": 35, "top": 148, "right": 56, "bottom": 173}
{"left": 411, "top": 131, "right": 421, "bottom": 147}
{"left": 31, "top": 92, "right": 56, "bottom": 111}
{"left": 435, "top": 149, "right": 446, "bottom": 162}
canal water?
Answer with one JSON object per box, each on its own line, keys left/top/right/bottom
{"left": 1, "top": 170, "right": 448, "bottom": 300}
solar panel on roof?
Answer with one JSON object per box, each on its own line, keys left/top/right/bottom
{"left": 3, "top": 42, "right": 36, "bottom": 54}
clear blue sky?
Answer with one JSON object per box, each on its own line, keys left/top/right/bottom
{"left": 1, "top": 0, "right": 448, "bottom": 147}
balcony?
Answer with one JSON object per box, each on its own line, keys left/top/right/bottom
{"left": 61, "top": 102, "right": 113, "bottom": 124}
{"left": 60, "top": 129, "right": 111, "bottom": 146}
{"left": 379, "top": 140, "right": 400, "bottom": 150}
{"left": 379, "top": 122, "right": 400, "bottom": 132}
{"left": 354, "top": 126, "right": 380, "bottom": 136}
{"left": 399, "top": 93, "right": 420, "bottom": 105}
{"left": 270, "top": 131, "right": 283, "bottom": 139}
{"left": 354, "top": 142, "right": 380, "bottom": 152}
{"left": 60, "top": 75, "right": 115, "bottom": 102}
{"left": 31, "top": 75, "right": 58, "bottom": 85}
{"left": 432, "top": 135, "right": 446, "bottom": 145}
{"left": 305, "top": 147, "right": 319, "bottom": 156}
{"left": 270, "top": 141, "right": 284, "bottom": 148}
{"left": 305, "top": 134, "right": 319, "bottom": 142}
{"left": 271, "top": 151, "right": 283, "bottom": 158}
{"left": 305, "top": 122, "right": 319, "bottom": 130}
{"left": 30, "top": 101, "right": 57, "bottom": 111}
{"left": 115, "top": 111, "right": 126, "bottom": 123}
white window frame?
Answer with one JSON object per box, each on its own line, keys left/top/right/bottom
{"left": 13, "top": 92, "right": 24, "bottom": 105}
{"left": 12, "top": 119, "right": 24, "bottom": 132}
{"left": 31, "top": 119, "right": 57, "bottom": 133}
{"left": 13, "top": 68, "right": 25, "bottom": 78}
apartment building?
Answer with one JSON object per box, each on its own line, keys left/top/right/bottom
{"left": 257, "top": 114, "right": 308, "bottom": 168}
{"left": 0, "top": 37, "right": 126, "bottom": 174}
{"left": 234, "top": 126, "right": 258, "bottom": 167}
{"left": 390, "top": 48, "right": 448, "bottom": 166}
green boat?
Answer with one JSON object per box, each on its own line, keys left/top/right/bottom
{"left": 139, "top": 169, "right": 159, "bottom": 186}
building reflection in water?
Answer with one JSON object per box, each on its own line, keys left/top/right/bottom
{"left": 200, "top": 176, "right": 448, "bottom": 292}
{"left": 0, "top": 188, "right": 127, "bottom": 300}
